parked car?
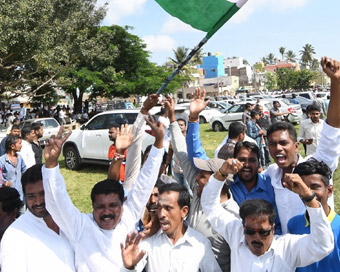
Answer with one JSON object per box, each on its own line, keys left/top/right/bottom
{"left": 297, "top": 91, "right": 316, "bottom": 100}
{"left": 179, "top": 103, "right": 221, "bottom": 124}
{"left": 209, "top": 101, "right": 272, "bottom": 132}
{"left": 207, "top": 101, "right": 232, "bottom": 112}
{"left": 19, "top": 118, "right": 60, "bottom": 145}
{"left": 62, "top": 109, "right": 155, "bottom": 170}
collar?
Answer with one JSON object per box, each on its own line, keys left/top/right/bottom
{"left": 226, "top": 139, "right": 237, "bottom": 145}
{"left": 156, "top": 223, "right": 196, "bottom": 247}
{"left": 304, "top": 207, "right": 335, "bottom": 227}
{"left": 233, "top": 174, "right": 269, "bottom": 192}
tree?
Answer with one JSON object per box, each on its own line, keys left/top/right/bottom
{"left": 300, "top": 44, "right": 316, "bottom": 67}
{"left": 285, "top": 50, "right": 297, "bottom": 63}
{"left": 243, "top": 59, "right": 249, "bottom": 65}
{"left": 267, "top": 53, "right": 275, "bottom": 64}
{"left": 293, "top": 69, "right": 314, "bottom": 90}
{"left": 265, "top": 72, "right": 277, "bottom": 90}
{"left": 279, "top": 47, "right": 286, "bottom": 60}
{"left": 275, "top": 68, "right": 297, "bottom": 90}
{"left": 261, "top": 57, "right": 268, "bottom": 65}
{"left": 311, "top": 58, "right": 320, "bottom": 71}
{"left": 0, "top": 0, "right": 106, "bottom": 100}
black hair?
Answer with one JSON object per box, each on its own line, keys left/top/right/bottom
{"left": 316, "top": 94, "right": 322, "bottom": 98}
{"left": 267, "top": 121, "right": 297, "bottom": 142}
{"left": 155, "top": 178, "right": 165, "bottom": 188}
{"left": 21, "top": 125, "right": 33, "bottom": 140}
{"left": 240, "top": 199, "right": 276, "bottom": 226}
{"left": 91, "top": 179, "right": 124, "bottom": 205}
{"left": 292, "top": 94, "right": 296, "bottom": 98}
{"left": 21, "top": 164, "right": 43, "bottom": 195}
{"left": 273, "top": 100, "right": 280, "bottom": 106}
{"left": 0, "top": 187, "right": 22, "bottom": 215}
{"left": 31, "top": 122, "right": 43, "bottom": 131}
{"left": 234, "top": 141, "right": 260, "bottom": 160}
{"left": 176, "top": 118, "right": 187, "bottom": 127}
{"left": 12, "top": 118, "right": 19, "bottom": 125}
{"left": 5, "top": 135, "right": 21, "bottom": 153}
{"left": 245, "top": 103, "right": 252, "bottom": 109}
{"left": 308, "top": 104, "right": 321, "bottom": 112}
{"left": 293, "top": 159, "right": 332, "bottom": 187}
{"left": 158, "top": 183, "right": 190, "bottom": 210}
{"left": 11, "top": 124, "right": 20, "bottom": 131}
{"left": 228, "top": 122, "right": 245, "bottom": 139}
{"left": 282, "top": 95, "right": 286, "bottom": 98}
{"left": 250, "top": 110, "right": 259, "bottom": 119}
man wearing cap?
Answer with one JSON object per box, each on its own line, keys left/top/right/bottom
{"left": 163, "top": 93, "right": 238, "bottom": 272}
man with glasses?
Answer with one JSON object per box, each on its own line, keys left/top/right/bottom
{"left": 201, "top": 158, "right": 334, "bottom": 271}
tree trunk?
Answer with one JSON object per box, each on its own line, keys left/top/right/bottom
{"left": 71, "top": 89, "right": 84, "bottom": 113}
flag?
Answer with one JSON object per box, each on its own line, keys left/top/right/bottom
{"left": 155, "top": 0, "right": 248, "bottom": 38}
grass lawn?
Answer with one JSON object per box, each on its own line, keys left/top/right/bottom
{"left": 62, "top": 123, "right": 340, "bottom": 214}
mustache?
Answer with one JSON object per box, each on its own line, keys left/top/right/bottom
{"left": 100, "top": 214, "right": 115, "bottom": 220}
{"left": 251, "top": 241, "right": 263, "bottom": 247}
{"left": 147, "top": 203, "right": 158, "bottom": 210}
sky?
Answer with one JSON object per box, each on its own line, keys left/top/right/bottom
{"left": 97, "top": 0, "right": 340, "bottom": 67}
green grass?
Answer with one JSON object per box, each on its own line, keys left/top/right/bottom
{"left": 61, "top": 123, "right": 340, "bottom": 214}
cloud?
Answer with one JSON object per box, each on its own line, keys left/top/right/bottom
{"left": 143, "top": 35, "right": 176, "bottom": 52}
{"left": 229, "top": 0, "right": 311, "bottom": 24}
{"left": 161, "top": 16, "right": 199, "bottom": 33}
{"left": 97, "top": 0, "right": 147, "bottom": 24}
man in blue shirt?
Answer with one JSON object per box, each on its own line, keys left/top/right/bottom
{"left": 288, "top": 159, "right": 340, "bottom": 271}
{"left": 290, "top": 94, "right": 300, "bottom": 104}
{"left": 0, "top": 135, "right": 26, "bottom": 202}
{"left": 247, "top": 110, "right": 265, "bottom": 168}
{"left": 0, "top": 125, "right": 21, "bottom": 156}
{"left": 185, "top": 89, "right": 281, "bottom": 234}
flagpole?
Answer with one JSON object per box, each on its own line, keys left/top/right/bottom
{"left": 156, "top": 37, "right": 208, "bottom": 95}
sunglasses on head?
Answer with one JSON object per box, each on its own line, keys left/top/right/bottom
{"left": 243, "top": 226, "right": 273, "bottom": 237}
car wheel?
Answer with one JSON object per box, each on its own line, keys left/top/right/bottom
{"left": 65, "top": 146, "right": 81, "bottom": 170}
{"left": 199, "top": 116, "right": 206, "bottom": 124}
{"left": 213, "top": 122, "right": 224, "bottom": 132}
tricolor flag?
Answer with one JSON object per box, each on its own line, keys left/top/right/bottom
{"left": 155, "top": 0, "right": 248, "bottom": 38}
{"left": 155, "top": 0, "right": 248, "bottom": 94}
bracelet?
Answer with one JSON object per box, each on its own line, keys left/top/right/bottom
{"left": 114, "top": 153, "right": 125, "bottom": 161}
{"left": 217, "top": 169, "right": 228, "bottom": 178}
{"left": 301, "top": 191, "right": 316, "bottom": 203}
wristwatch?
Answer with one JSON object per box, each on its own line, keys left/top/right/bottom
{"left": 301, "top": 192, "right": 316, "bottom": 203}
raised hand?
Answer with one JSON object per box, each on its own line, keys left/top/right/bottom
{"left": 162, "top": 96, "right": 176, "bottom": 123}
{"left": 141, "top": 94, "right": 159, "bottom": 115}
{"left": 189, "top": 88, "right": 210, "bottom": 122}
{"left": 115, "top": 124, "right": 134, "bottom": 154}
{"left": 282, "top": 173, "right": 313, "bottom": 198}
{"left": 219, "top": 158, "right": 244, "bottom": 176}
{"left": 321, "top": 57, "right": 340, "bottom": 81}
{"left": 44, "top": 126, "right": 72, "bottom": 168}
{"left": 145, "top": 114, "right": 164, "bottom": 149}
{"left": 120, "top": 231, "right": 145, "bottom": 269}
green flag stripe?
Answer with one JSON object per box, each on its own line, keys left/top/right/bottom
{"left": 155, "top": 0, "right": 238, "bottom": 33}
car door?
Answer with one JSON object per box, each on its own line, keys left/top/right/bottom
{"left": 223, "top": 104, "right": 245, "bottom": 125}
{"left": 82, "top": 114, "right": 109, "bottom": 159}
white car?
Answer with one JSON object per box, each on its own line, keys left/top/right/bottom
{"left": 19, "top": 118, "right": 60, "bottom": 145}
{"left": 62, "top": 109, "right": 155, "bottom": 170}
{"left": 209, "top": 101, "right": 273, "bottom": 132}
{"left": 180, "top": 103, "right": 221, "bottom": 124}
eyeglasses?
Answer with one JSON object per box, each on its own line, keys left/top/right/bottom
{"left": 243, "top": 226, "right": 273, "bottom": 237}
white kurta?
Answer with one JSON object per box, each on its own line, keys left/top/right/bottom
{"left": 42, "top": 146, "right": 164, "bottom": 272}
{"left": 0, "top": 210, "right": 75, "bottom": 272}
{"left": 201, "top": 176, "right": 334, "bottom": 272}
{"left": 18, "top": 140, "right": 36, "bottom": 168}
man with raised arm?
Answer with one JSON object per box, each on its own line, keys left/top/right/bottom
{"left": 264, "top": 57, "right": 340, "bottom": 233}
{"left": 201, "top": 158, "right": 334, "bottom": 271}
{"left": 42, "top": 117, "right": 164, "bottom": 271}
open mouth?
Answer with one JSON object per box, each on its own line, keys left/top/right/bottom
{"left": 275, "top": 154, "right": 286, "bottom": 164}
{"left": 160, "top": 220, "right": 170, "bottom": 231}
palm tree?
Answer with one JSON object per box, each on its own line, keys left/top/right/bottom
{"left": 279, "top": 47, "right": 286, "bottom": 60}
{"left": 300, "top": 43, "right": 316, "bottom": 67}
{"left": 190, "top": 48, "right": 203, "bottom": 65}
{"left": 267, "top": 53, "right": 275, "bottom": 64}
{"left": 261, "top": 57, "right": 268, "bottom": 65}
{"left": 285, "top": 50, "right": 297, "bottom": 63}
{"left": 311, "top": 58, "right": 320, "bottom": 71}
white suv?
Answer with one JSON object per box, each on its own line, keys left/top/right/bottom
{"left": 62, "top": 109, "right": 154, "bottom": 170}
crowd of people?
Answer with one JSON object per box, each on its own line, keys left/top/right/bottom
{"left": 0, "top": 56, "right": 339, "bottom": 272}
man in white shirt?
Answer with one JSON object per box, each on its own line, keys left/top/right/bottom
{"left": 264, "top": 56, "right": 340, "bottom": 233}
{"left": 18, "top": 126, "right": 36, "bottom": 168}
{"left": 201, "top": 158, "right": 334, "bottom": 272}
{"left": 298, "top": 104, "right": 323, "bottom": 156}
{"left": 18, "top": 103, "right": 26, "bottom": 121}
{"left": 1, "top": 164, "right": 76, "bottom": 272}
{"left": 42, "top": 118, "right": 165, "bottom": 271}
{"left": 121, "top": 182, "right": 222, "bottom": 272}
